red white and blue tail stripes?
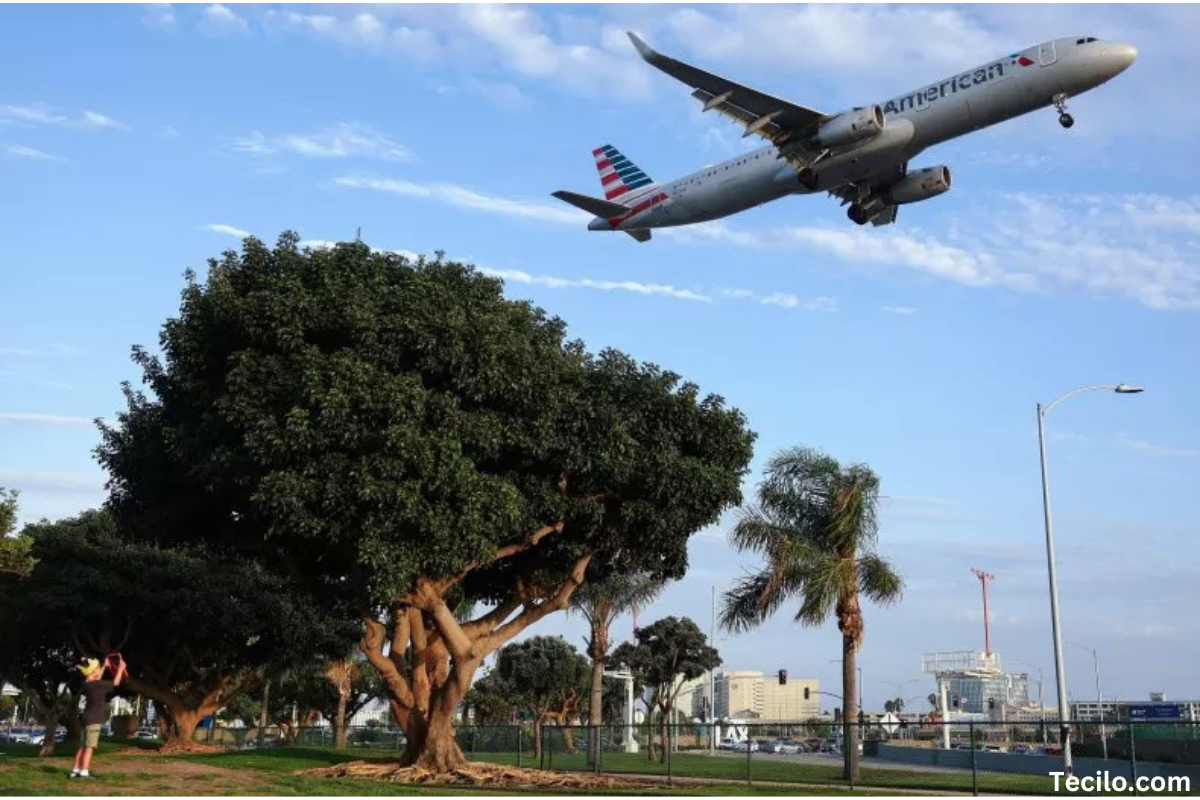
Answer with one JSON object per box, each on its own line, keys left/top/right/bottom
{"left": 594, "top": 144, "right": 657, "bottom": 202}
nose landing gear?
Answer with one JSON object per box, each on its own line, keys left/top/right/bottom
{"left": 1053, "top": 93, "right": 1074, "bottom": 128}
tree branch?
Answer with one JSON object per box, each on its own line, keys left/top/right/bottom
{"left": 479, "top": 554, "right": 593, "bottom": 654}
{"left": 360, "top": 612, "right": 415, "bottom": 711}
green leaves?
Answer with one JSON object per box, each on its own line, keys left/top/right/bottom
{"left": 97, "top": 234, "right": 755, "bottom": 615}
{"left": 610, "top": 615, "right": 721, "bottom": 700}
{"left": 720, "top": 445, "right": 903, "bottom": 638}
{"left": 494, "top": 636, "right": 590, "bottom": 717}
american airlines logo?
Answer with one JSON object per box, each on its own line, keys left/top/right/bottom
{"left": 882, "top": 56, "right": 1027, "bottom": 115}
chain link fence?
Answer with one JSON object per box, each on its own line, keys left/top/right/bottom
{"left": 187, "top": 719, "right": 1200, "bottom": 794}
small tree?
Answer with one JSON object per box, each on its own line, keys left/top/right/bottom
{"left": 721, "top": 446, "right": 904, "bottom": 781}
{"left": 494, "top": 636, "right": 590, "bottom": 760}
{"left": 571, "top": 570, "right": 665, "bottom": 765}
{"left": 0, "top": 490, "right": 82, "bottom": 756}
{"left": 610, "top": 616, "right": 720, "bottom": 762}
{"left": 20, "top": 509, "right": 358, "bottom": 748}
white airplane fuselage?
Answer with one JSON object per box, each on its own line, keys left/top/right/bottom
{"left": 588, "top": 36, "right": 1136, "bottom": 233}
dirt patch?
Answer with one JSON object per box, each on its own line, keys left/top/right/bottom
{"left": 2, "top": 756, "right": 278, "bottom": 796}
{"left": 306, "top": 760, "right": 668, "bottom": 790}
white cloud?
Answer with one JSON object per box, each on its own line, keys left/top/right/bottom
{"left": 1115, "top": 435, "right": 1197, "bottom": 460}
{"left": 719, "top": 288, "right": 836, "bottom": 311}
{"left": 659, "top": 190, "right": 1200, "bottom": 312}
{"left": 156, "top": 125, "right": 181, "bottom": 138}
{"left": 0, "top": 344, "right": 79, "bottom": 358}
{"left": 142, "top": 3, "right": 176, "bottom": 30}
{"left": 0, "top": 412, "right": 95, "bottom": 427}
{"left": 882, "top": 306, "right": 917, "bottom": 315}
{"left": 203, "top": 223, "right": 250, "bottom": 238}
{"left": 660, "top": 5, "right": 1003, "bottom": 82}
{"left": 477, "top": 267, "right": 711, "bottom": 304}
{"left": 3, "top": 144, "right": 64, "bottom": 162}
{"left": 0, "top": 103, "right": 126, "bottom": 131}
{"left": 264, "top": 9, "right": 442, "bottom": 61}
{"left": 334, "top": 175, "right": 589, "bottom": 226}
{"left": 201, "top": 3, "right": 248, "bottom": 34}
{"left": 228, "top": 122, "right": 411, "bottom": 162}
{"left": 0, "top": 472, "right": 104, "bottom": 494}
{"left": 81, "top": 111, "right": 127, "bottom": 130}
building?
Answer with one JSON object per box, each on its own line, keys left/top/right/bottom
{"left": 1070, "top": 695, "right": 1200, "bottom": 723}
{"left": 711, "top": 670, "right": 819, "bottom": 721}
{"left": 922, "top": 651, "right": 1032, "bottom": 720}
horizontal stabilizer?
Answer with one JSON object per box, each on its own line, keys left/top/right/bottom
{"left": 552, "top": 190, "right": 629, "bottom": 218}
{"left": 624, "top": 229, "right": 652, "bottom": 243}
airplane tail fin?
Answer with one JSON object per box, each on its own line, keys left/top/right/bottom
{"left": 594, "top": 144, "right": 657, "bottom": 203}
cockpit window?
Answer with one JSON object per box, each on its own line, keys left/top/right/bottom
{"left": 1076, "top": 37, "right": 1099, "bottom": 44}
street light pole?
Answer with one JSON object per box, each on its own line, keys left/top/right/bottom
{"left": 1037, "top": 383, "right": 1142, "bottom": 776}
{"left": 1070, "top": 641, "right": 1108, "bottom": 760}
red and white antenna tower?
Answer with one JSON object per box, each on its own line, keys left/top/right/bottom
{"left": 971, "top": 567, "right": 995, "bottom": 656}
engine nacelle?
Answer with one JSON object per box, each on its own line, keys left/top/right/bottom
{"left": 881, "top": 165, "right": 952, "bottom": 205}
{"left": 814, "top": 105, "right": 885, "bottom": 148}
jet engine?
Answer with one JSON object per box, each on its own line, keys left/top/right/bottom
{"left": 881, "top": 165, "right": 952, "bottom": 205}
{"left": 814, "top": 105, "right": 886, "bottom": 148}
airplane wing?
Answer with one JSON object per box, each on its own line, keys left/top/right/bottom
{"left": 627, "top": 32, "right": 828, "bottom": 151}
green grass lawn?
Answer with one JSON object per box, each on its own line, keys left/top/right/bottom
{"left": 0, "top": 740, "right": 909, "bottom": 796}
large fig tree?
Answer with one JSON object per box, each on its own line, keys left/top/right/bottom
{"left": 96, "top": 234, "right": 755, "bottom": 770}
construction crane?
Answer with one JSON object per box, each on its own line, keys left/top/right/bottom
{"left": 971, "top": 567, "right": 995, "bottom": 656}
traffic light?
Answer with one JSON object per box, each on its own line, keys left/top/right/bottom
{"left": 804, "top": 687, "right": 810, "bottom": 700}
{"left": 778, "top": 669, "right": 787, "bottom": 685}
{"left": 988, "top": 698, "right": 996, "bottom": 710}
{"left": 952, "top": 695, "right": 961, "bottom": 709}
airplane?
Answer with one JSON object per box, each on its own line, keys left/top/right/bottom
{"left": 552, "top": 32, "right": 1137, "bottom": 241}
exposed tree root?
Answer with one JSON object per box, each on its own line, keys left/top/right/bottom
{"left": 152, "top": 741, "right": 228, "bottom": 755}
{"left": 305, "top": 760, "right": 660, "bottom": 790}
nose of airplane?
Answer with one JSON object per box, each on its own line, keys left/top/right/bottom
{"left": 1105, "top": 42, "right": 1138, "bottom": 73}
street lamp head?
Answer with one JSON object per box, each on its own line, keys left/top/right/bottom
{"left": 1114, "top": 384, "right": 1143, "bottom": 394}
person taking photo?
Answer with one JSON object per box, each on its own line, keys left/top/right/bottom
{"left": 71, "top": 653, "right": 126, "bottom": 779}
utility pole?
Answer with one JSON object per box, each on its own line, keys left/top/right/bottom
{"left": 971, "top": 568, "right": 996, "bottom": 657}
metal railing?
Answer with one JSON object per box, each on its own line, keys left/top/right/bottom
{"left": 180, "top": 719, "right": 1200, "bottom": 795}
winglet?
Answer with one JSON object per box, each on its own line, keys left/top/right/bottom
{"left": 627, "top": 31, "right": 656, "bottom": 62}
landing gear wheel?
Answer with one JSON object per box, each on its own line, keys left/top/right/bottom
{"left": 1052, "top": 93, "right": 1073, "bottom": 129}
{"left": 848, "top": 204, "right": 871, "bottom": 226}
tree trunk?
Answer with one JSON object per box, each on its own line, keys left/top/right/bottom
{"left": 166, "top": 708, "right": 204, "bottom": 749}
{"left": 258, "top": 680, "right": 269, "bottom": 746}
{"left": 335, "top": 691, "right": 349, "bottom": 749}
{"left": 842, "top": 635, "right": 860, "bottom": 782}
{"left": 588, "top": 653, "right": 604, "bottom": 766}
{"left": 533, "top": 715, "right": 545, "bottom": 762}
{"left": 38, "top": 716, "right": 60, "bottom": 757}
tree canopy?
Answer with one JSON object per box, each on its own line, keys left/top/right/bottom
{"left": 94, "top": 234, "right": 756, "bottom": 769}
{"left": 19, "top": 508, "right": 359, "bottom": 746}
{"left": 610, "top": 615, "right": 720, "bottom": 761}
{"left": 493, "top": 635, "right": 590, "bottom": 758}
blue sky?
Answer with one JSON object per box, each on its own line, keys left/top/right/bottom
{"left": 3, "top": 3, "right": 1200, "bottom": 713}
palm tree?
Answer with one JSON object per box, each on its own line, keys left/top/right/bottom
{"left": 571, "top": 571, "right": 665, "bottom": 766}
{"left": 720, "top": 446, "right": 904, "bottom": 782}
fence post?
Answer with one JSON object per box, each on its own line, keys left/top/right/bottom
{"left": 667, "top": 723, "right": 673, "bottom": 785}
{"left": 1129, "top": 720, "right": 1139, "bottom": 796}
{"left": 746, "top": 732, "right": 752, "bottom": 785}
{"left": 969, "top": 721, "right": 979, "bottom": 796}
{"left": 516, "top": 723, "right": 522, "bottom": 769}
{"left": 547, "top": 724, "right": 553, "bottom": 771}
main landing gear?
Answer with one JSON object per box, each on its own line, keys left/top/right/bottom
{"left": 1053, "top": 93, "right": 1074, "bottom": 129}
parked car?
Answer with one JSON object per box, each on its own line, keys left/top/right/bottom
{"left": 767, "top": 738, "right": 802, "bottom": 754}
